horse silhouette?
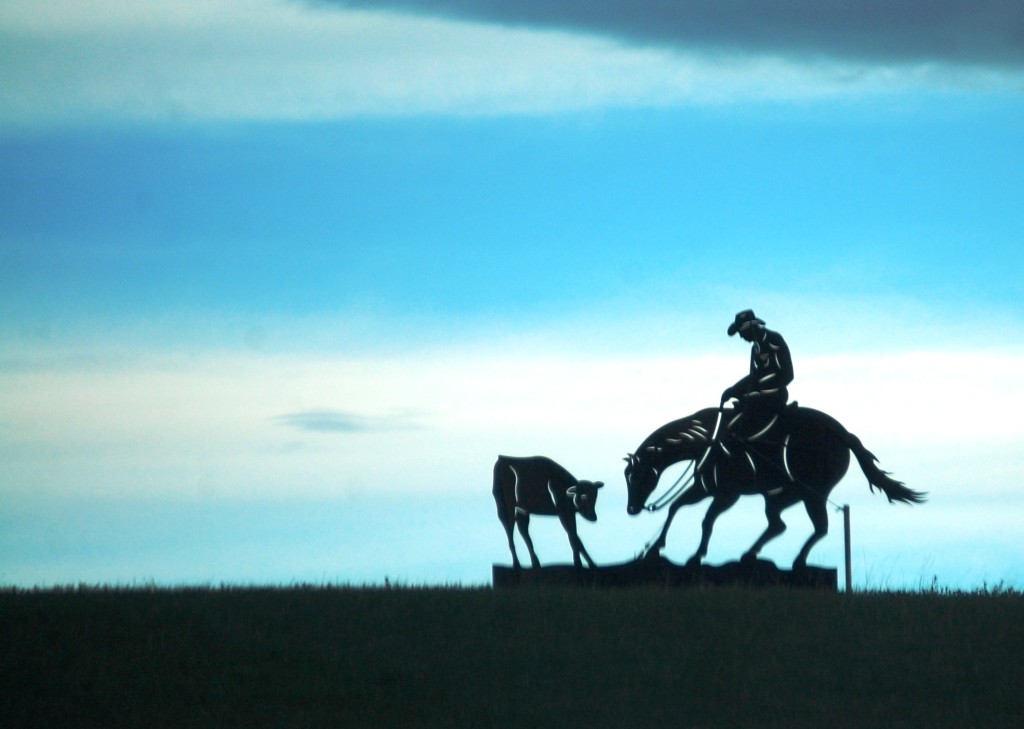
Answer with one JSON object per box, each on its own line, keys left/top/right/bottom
{"left": 624, "top": 405, "right": 925, "bottom": 569}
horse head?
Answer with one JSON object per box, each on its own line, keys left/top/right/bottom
{"left": 623, "top": 451, "right": 661, "bottom": 515}
{"left": 624, "top": 409, "right": 719, "bottom": 516}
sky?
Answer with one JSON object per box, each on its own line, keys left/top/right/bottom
{"left": 2, "top": 0, "right": 1023, "bottom": 589}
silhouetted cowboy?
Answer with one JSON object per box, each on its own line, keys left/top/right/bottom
{"left": 721, "top": 309, "right": 794, "bottom": 442}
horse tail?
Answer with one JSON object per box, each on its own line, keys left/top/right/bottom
{"left": 834, "top": 426, "right": 927, "bottom": 505}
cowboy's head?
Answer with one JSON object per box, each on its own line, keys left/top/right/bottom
{"left": 727, "top": 309, "right": 765, "bottom": 342}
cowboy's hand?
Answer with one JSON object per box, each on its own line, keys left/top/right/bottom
{"left": 720, "top": 387, "right": 734, "bottom": 405}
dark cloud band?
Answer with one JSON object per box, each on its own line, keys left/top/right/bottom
{"left": 273, "top": 410, "right": 421, "bottom": 433}
{"left": 322, "top": 0, "right": 1024, "bottom": 68}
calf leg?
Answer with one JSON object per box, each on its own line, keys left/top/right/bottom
{"left": 559, "top": 514, "right": 595, "bottom": 569}
{"left": 577, "top": 543, "right": 596, "bottom": 569}
{"left": 515, "top": 510, "right": 541, "bottom": 568}
{"left": 493, "top": 463, "right": 521, "bottom": 569}
{"left": 501, "top": 517, "right": 520, "bottom": 570}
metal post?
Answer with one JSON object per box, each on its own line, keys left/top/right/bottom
{"left": 842, "top": 504, "right": 852, "bottom": 593}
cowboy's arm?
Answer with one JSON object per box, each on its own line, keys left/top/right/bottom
{"left": 722, "top": 373, "right": 753, "bottom": 403}
{"left": 722, "top": 344, "right": 760, "bottom": 403}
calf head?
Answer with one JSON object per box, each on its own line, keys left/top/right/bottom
{"left": 566, "top": 480, "right": 603, "bottom": 522}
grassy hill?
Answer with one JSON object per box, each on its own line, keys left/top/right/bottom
{"left": 2, "top": 584, "right": 1022, "bottom": 728}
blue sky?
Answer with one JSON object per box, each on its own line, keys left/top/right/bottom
{"left": 2, "top": 0, "right": 1023, "bottom": 589}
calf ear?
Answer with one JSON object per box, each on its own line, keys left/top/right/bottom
{"left": 594, "top": 481, "right": 604, "bottom": 489}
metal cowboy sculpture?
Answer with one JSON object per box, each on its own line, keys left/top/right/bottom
{"left": 624, "top": 310, "right": 926, "bottom": 570}
{"left": 721, "top": 309, "right": 793, "bottom": 442}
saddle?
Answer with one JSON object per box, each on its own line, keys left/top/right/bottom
{"left": 697, "top": 402, "right": 800, "bottom": 492}
{"left": 727, "top": 400, "right": 799, "bottom": 444}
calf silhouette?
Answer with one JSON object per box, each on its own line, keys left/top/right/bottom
{"left": 493, "top": 455, "right": 603, "bottom": 569}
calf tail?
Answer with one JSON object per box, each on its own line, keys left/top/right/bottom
{"left": 839, "top": 428, "right": 926, "bottom": 505}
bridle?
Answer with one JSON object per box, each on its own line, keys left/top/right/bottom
{"left": 641, "top": 460, "right": 695, "bottom": 512}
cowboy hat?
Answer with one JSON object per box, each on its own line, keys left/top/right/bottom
{"left": 727, "top": 309, "right": 765, "bottom": 336}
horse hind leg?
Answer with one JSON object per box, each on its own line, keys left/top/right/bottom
{"left": 792, "top": 495, "right": 829, "bottom": 570}
{"left": 742, "top": 493, "right": 792, "bottom": 564}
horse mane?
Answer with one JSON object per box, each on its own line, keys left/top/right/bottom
{"left": 633, "top": 407, "right": 721, "bottom": 463}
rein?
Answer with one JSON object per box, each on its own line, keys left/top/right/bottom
{"left": 642, "top": 409, "right": 722, "bottom": 512}
{"left": 643, "top": 460, "right": 695, "bottom": 512}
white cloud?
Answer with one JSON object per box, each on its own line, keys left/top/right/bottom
{"left": 2, "top": 0, "right": 1018, "bottom": 126}
{"left": 2, "top": 343, "right": 1021, "bottom": 504}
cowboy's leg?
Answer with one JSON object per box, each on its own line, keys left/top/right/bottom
{"left": 736, "top": 396, "right": 777, "bottom": 441}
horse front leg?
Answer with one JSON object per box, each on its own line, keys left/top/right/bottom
{"left": 686, "top": 492, "right": 740, "bottom": 567}
{"left": 643, "top": 485, "right": 709, "bottom": 559}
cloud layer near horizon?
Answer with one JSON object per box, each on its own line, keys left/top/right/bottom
{"left": 3, "top": 346, "right": 1022, "bottom": 502}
